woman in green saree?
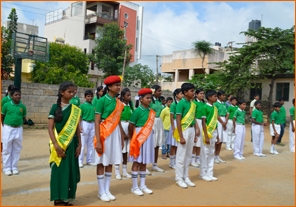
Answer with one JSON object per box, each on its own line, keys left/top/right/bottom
{"left": 48, "top": 81, "right": 82, "bottom": 206}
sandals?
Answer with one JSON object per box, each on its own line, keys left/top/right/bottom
{"left": 54, "top": 201, "right": 73, "bottom": 206}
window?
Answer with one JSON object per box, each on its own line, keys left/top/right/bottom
{"left": 84, "top": 48, "right": 87, "bottom": 54}
{"left": 71, "top": 2, "right": 82, "bottom": 16}
{"left": 136, "top": 16, "right": 139, "bottom": 30}
{"left": 135, "top": 38, "right": 138, "bottom": 52}
{"left": 91, "top": 49, "right": 94, "bottom": 70}
{"left": 276, "top": 83, "right": 290, "bottom": 101}
{"left": 250, "top": 83, "right": 262, "bottom": 100}
{"left": 124, "top": 13, "right": 128, "bottom": 19}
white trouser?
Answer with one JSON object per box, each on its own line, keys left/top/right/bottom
{"left": 289, "top": 121, "right": 295, "bottom": 152}
{"left": 79, "top": 120, "right": 95, "bottom": 164}
{"left": 227, "top": 120, "right": 235, "bottom": 149}
{"left": 233, "top": 125, "right": 245, "bottom": 158}
{"left": 217, "top": 117, "right": 227, "bottom": 143}
{"left": 175, "top": 127, "right": 195, "bottom": 181}
{"left": 252, "top": 124, "right": 264, "bottom": 155}
{"left": 200, "top": 129, "right": 217, "bottom": 178}
{"left": 2, "top": 125, "right": 23, "bottom": 172}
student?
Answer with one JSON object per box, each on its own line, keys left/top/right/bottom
{"left": 270, "top": 102, "right": 282, "bottom": 155}
{"left": 79, "top": 90, "right": 96, "bottom": 168}
{"left": 277, "top": 98, "right": 286, "bottom": 146}
{"left": 1, "top": 88, "right": 27, "bottom": 176}
{"left": 213, "top": 90, "right": 227, "bottom": 164}
{"left": 167, "top": 89, "right": 183, "bottom": 169}
{"left": 149, "top": 85, "right": 165, "bottom": 173}
{"left": 114, "top": 88, "right": 134, "bottom": 180}
{"left": 128, "top": 88, "right": 156, "bottom": 196}
{"left": 233, "top": 100, "right": 247, "bottom": 160}
{"left": 200, "top": 89, "right": 219, "bottom": 182}
{"left": 92, "top": 86, "right": 104, "bottom": 107}
{"left": 225, "top": 97, "right": 238, "bottom": 150}
{"left": 70, "top": 85, "right": 80, "bottom": 107}
{"left": 225, "top": 94, "right": 233, "bottom": 109}
{"left": 289, "top": 99, "right": 295, "bottom": 153}
{"left": 48, "top": 81, "right": 81, "bottom": 206}
{"left": 160, "top": 97, "right": 173, "bottom": 159}
{"left": 160, "top": 96, "right": 166, "bottom": 108}
{"left": 93, "top": 76, "right": 125, "bottom": 202}
{"left": 249, "top": 94, "right": 260, "bottom": 142}
{"left": 191, "top": 88, "right": 204, "bottom": 167}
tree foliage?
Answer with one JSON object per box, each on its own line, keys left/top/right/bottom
{"left": 30, "top": 42, "right": 94, "bottom": 88}
{"left": 192, "top": 40, "right": 214, "bottom": 72}
{"left": 7, "top": 8, "right": 18, "bottom": 40}
{"left": 123, "top": 64, "right": 156, "bottom": 88}
{"left": 187, "top": 73, "right": 222, "bottom": 91}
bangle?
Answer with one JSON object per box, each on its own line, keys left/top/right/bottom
{"left": 53, "top": 140, "right": 57, "bottom": 144}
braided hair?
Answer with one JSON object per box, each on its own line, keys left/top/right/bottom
{"left": 173, "top": 88, "right": 182, "bottom": 104}
{"left": 121, "top": 88, "right": 133, "bottom": 111}
{"left": 194, "top": 88, "right": 205, "bottom": 103}
{"left": 6, "top": 85, "right": 18, "bottom": 96}
{"left": 151, "top": 85, "right": 161, "bottom": 104}
{"left": 96, "top": 86, "right": 103, "bottom": 99}
{"left": 55, "top": 81, "right": 74, "bottom": 123}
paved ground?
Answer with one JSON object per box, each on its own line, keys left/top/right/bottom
{"left": 1, "top": 125, "right": 295, "bottom": 206}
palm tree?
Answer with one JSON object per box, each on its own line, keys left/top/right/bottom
{"left": 192, "top": 40, "right": 214, "bottom": 73}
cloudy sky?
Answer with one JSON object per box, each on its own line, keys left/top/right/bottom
{"left": 1, "top": 1, "right": 295, "bottom": 73}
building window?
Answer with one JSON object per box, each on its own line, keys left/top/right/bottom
{"left": 135, "top": 38, "right": 138, "bottom": 52}
{"left": 250, "top": 83, "right": 262, "bottom": 100}
{"left": 124, "top": 13, "right": 128, "bottom": 19}
{"left": 276, "top": 83, "right": 290, "bottom": 101}
{"left": 84, "top": 48, "right": 87, "bottom": 54}
{"left": 136, "top": 16, "right": 139, "bottom": 30}
{"left": 71, "top": 2, "right": 82, "bottom": 16}
{"left": 91, "top": 49, "right": 94, "bottom": 70}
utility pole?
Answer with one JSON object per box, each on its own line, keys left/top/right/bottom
{"left": 156, "top": 54, "right": 158, "bottom": 84}
{"left": 120, "top": 21, "right": 128, "bottom": 90}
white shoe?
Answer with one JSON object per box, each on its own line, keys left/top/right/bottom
{"left": 115, "top": 173, "right": 122, "bottom": 180}
{"left": 86, "top": 162, "right": 97, "bottom": 166}
{"left": 190, "top": 162, "right": 199, "bottom": 167}
{"left": 169, "top": 164, "right": 175, "bottom": 169}
{"left": 259, "top": 153, "right": 266, "bottom": 157}
{"left": 234, "top": 156, "right": 242, "bottom": 160}
{"left": 98, "top": 192, "right": 110, "bottom": 202}
{"left": 140, "top": 185, "right": 153, "bottom": 194}
{"left": 146, "top": 169, "right": 152, "bottom": 175}
{"left": 12, "top": 170, "right": 19, "bottom": 175}
{"left": 199, "top": 175, "right": 212, "bottom": 182}
{"left": 240, "top": 156, "right": 246, "bottom": 159}
{"left": 226, "top": 147, "right": 232, "bottom": 151}
{"left": 4, "top": 171, "right": 12, "bottom": 176}
{"left": 184, "top": 177, "right": 196, "bottom": 187}
{"left": 106, "top": 192, "right": 116, "bottom": 201}
{"left": 254, "top": 153, "right": 261, "bottom": 156}
{"left": 273, "top": 150, "right": 279, "bottom": 155}
{"left": 176, "top": 180, "right": 188, "bottom": 188}
{"left": 218, "top": 157, "right": 226, "bottom": 163}
{"left": 270, "top": 149, "right": 274, "bottom": 154}
{"left": 122, "top": 172, "right": 132, "bottom": 179}
{"left": 151, "top": 166, "right": 164, "bottom": 173}
{"left": 196, "top": 160, "right": 200, "bottom": 165}
{"left": 209, "top": 176, "right": 218, "bottom": 181}
{"left": 214, "top": 159, "right": 220, "bottom": 164}
{"left": 131, "top": 187, "right": 144, "bottom": 196}
{"left": 79, "top": 163, "right": 83, "bottom": 168}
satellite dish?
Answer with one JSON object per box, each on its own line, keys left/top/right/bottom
{"left": 23, "top": 24, "right": 27, "bottom": 32}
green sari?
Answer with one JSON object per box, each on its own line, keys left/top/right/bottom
{"left": 48, "top": 104, "right": 80, "bottom": 202}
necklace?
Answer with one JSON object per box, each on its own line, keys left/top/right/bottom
{"left": 61, "top": 102, "right": 70, "bottom": 105}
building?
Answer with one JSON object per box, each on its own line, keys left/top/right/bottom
{"left": 44, "top": 1, "right": 143, "bottom": 86}
{"left": 245, "top": 19, "right": 261, "bottom": 43}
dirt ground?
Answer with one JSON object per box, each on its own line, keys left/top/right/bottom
{"left": 1, "top": 125, "right": 295, "bottom": 206}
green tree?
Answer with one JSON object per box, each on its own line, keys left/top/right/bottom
{"left": 192, "top": 40, "right": 214, "bottom": 73}
{"left": 30, "top": 42, "right": 94, "bottom": 88}
{"left": 90, "top": 23, "right": 133, "bottom": 77}
{"left": 123, "top": 64, "right": 156, "bottom": 88}
{"left": 1, "top": 26, "right": 14, "bottom": 78}
{"left": 161, "top": 74, "right": 173, "bottom": 82}
{"left": 187, "top": 73, "right": 222, "bottom": 91}
{"left": 7, "top": 8, "right": 18, "bottom": 40}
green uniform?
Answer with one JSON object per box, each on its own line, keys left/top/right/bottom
{"left": 170, "top": 102, "right": 178, "bottom": 120}
{"left": 92, "top": 96, "right": 99, "bottom": 107}
{"left": 176, "top": 97, "right": 195, "bottom": 126}
{"left": 48, "top": 104, "right": 80, "bottom": 201}
{"left": 129, "top": 105, "right": 151, "bottom": 127}
{"left": 270, "top": 110, "right": 281, "bottom": 124}
{"left": 290, "top": 106, "right": 295, "bottom": 121}
{"left": 233, "top": 108, "right": 246, "bottom": 124}
{"left": 214, "top": 100, "right": 227, "bottom": 116}
{"left": 279, "top": 106, "right": 286, "bottom": 124}
{"left": 252, "top": 108, "right": 263, "bottom": 123}
{"left": 193, "top": 100, "right": 205, "bottom": 119}
{"left": 70, "top": 96, "right": 80, "bottom": 107}
{"left": 1, "top": 95, "right": 22, "bottom": 108}
{"left": 121, "top": 101, "right": 134, "bottom": 121}
{"left": 149, "top": 97, "right": 163, "bottom": 117}
{"left": 227, "top": 105, "right": 239, "bottom": 120}
{"left": 80, "top": 102, "right": 95, "bottom": 121}
{"left": 95, "top": 94, "right": 117, "bottom": 120}
{"left": 1, "top": 101, "right": 27, "bottom": 127}
{"left": 201, "top": 103, "right": 218, "bottom": 128}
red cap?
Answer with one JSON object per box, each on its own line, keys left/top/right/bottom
{"left": 138, "top": 88, "right": 152, "bottom": 95}
{"left": 104, "top": 75, "right": 121, "bottom": 85}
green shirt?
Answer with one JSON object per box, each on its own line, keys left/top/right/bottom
{"left": 279, "top": 106, "right": 286, "bottom": 124}
{"left": 95, "top": 94, "right": 117, "bottom": 120}
{"left": 92, "top": 96, "right": 99, "bottom": 108}
{"left": 170, "top": 102, "right": 177, "bottom": 120}
{"left": 149, "top": 97, "right": 163, "bottom": 117}
{"left": 290, "top": 106, "right": 295, "bottom": 121}
{"left": 80, "top": 101, "right": 95, "bottom": 121}
{"left": 176, "top": 97, "right": 195, "bottom": 126}
{"left": 70, "top": 96, "right": 80, "bottom": 107}
{"left": 227, "top": 105, "right": 239, "bottom": 120}
{"left": 234, "top": 108, "right": 246, "bottom": 124}
{"left": 129, "top": 105, "right": 151, "bottom": 127}
{"left": 214, "top": 100, "right": 227, "bottom": 116}
{"left": 252, "top": 108, "right": 263, "bottom": 123}
{"left": 270, "top": 110, "right": 281, "bottom": 124}
{"left": 1, "top": 101, "right": 27, "bottom": 126}
{"left": 193, "top": 100, "right": 205, "bottom": 119}
{"left": 201, "top": 103, "right": 218, "bottom": 128}
{"left": 121, "top": 102, "right": 134, "bottom": 121}
{"left": 1, "top": 95, "right": 22, "bottom": 108}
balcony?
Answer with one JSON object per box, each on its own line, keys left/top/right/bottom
{"left": 85, "top": 12, "right": 118, "bottom": 25}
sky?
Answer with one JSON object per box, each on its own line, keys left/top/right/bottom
{"left": 1, "top": 1, "right": 295, "bottom": 73}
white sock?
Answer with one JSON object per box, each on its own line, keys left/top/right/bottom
{"left": 153, "top": 163, "right": 157, "bottom": 168}
{"left": 131, "top": 171, "right": 138, "bottom": 188}
{"left": 170, "top": 155, "right": 174, "bottom": 165}
{"left": 104, "top": 172, "right": 112, "bottom": 193}
{"left": 139, "top": 171, "right": 146, "bottom": 188}
{"left": 196, "top": 156, "right": 200, "bottom": 162}
{"left": 115, "top": 164, "right": 120, "bottom": 175}
{"left": 191, "top": 154, "right": 196, "bottom": 163}
{"left": 122, "top": 164, "right": 127, "bottom": 174}
{"left": 271, "top": 144, "right": 275, "bottom": 150}
{"left": 215, "top": 155, "right": 219, "bottom": 159}
{"left": 97, "top": 175, "right": 105, "bottom": 194}
{"left": 174, "top": 155, "right": 176, "bottom": 165}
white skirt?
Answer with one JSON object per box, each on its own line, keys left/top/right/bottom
{"left": 193, "top": 119, "right": 202, "bottom": 147}
{"left": 167, "top": 120, "right": 178, "bottom": 147}
{"left": 128, "top": 127, "right": 155, "bottom": 164}
{"left": 289, "top": 121, "right": 295, "bottom": 152}
{"left": 217, "top": 117, "right": 227, "bottom": 143}
{"left": 270, "top": 123, "right": 281, "bottom": 136}
{"left": 93, "top": 125, "right": 123, "bottom": 166}
{"left": 121, "top": 121, "right": 130, "bottom": 154}
{"left": 153, "top": 117, "right": 165, "bottom": 147}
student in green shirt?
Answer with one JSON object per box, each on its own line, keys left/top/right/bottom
{"left": 1, "top": 88, "right": 27, "bottom": 176}
{"left": 233, "top": 100, "right": 247, "bottom": 160}
{"left": 225, "top": 96, "right": 238, "bottom": 150}
{"left": 277, "top": 98, "right": 286, "bottom": 146}
{"left": 269, "top": 102, "right": 282, "bottom": 155}
{"left": 70, "top": 85, "right": 81, "bottom": 107}
{"left": 160, "top": 96, "right": 166, "bottom": 108}
{"left": 92, "top": 86, "right": 104, "bottom": 107}
{"left": 289, "top": 99, "right": 295, "bottom": 153}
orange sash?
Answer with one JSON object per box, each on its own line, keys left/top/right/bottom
{"left": 94, "top": 98, "right": 124, "bottom": 156}
{"left": 129, "top": 109, "right": 156, "bottom": 159}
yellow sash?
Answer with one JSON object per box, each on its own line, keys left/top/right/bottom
{"left": 202, "top": 106, "right": 218, "bottom": 145}
{"left": 49, "top": 104, "right": 81, "bottom": 167}
{"left": 173, "top": 102, "right": 196, "bottom": 142}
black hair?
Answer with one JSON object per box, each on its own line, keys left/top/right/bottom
{"left": 55, "top": 81, "right": 74, "bottom": 123}
{"left": 10, "top": 88, "right": 21, "bottom": 96}
{"left": 173, "top": 88, "right": 182, "bottom": 104}
{"left": 205, "top": 90, "right": 217, "bottom": 100}
{"left": 159, "top": 96, "right": 165, "bottom": 101}
{"left": 135, "top": 93, "right": 152, "bottom": 108}
{"left": 181, "top": 83, "right": 195, "bottom": 94}
{"left": 96, "top": 86, "right": 103, "bottom": 99}
{"left": 6, "top": 85, "right": 18, "bottom": 96}
{"left": 230, "top": 96, "right": 237, "bottom": 102}
{"left": 273, "top": 102, "right": 282, "bottom": 108}
{"left": 227, "top": 94, "right": 232, "bottom": 98}
{"left": 151, "top": 85, "right": 161, "bottom": 104}
{"left": 293, "top": 99, "right": 295, "bottom": 104}
{"left": 254, "top": 93, "right": 260, "bottom": 98}
{"left": 217, "top": 90, "right": 225, "bottom": 97}
{"left": 115, "top": 93, "right": 120, "bottom": 98}
{"left": 238, "top": 99, "right": 246, "bottom": 105}
{"left": 166, "top": 97, "right": 173, "bottom": 102}
{"left": 103, "top": 82, "right": 121, "bottom": 96}
{"left": 194, "top": 88, "right": 205, "bottom": 103}
{"left": 121, "top": 88, "right": 133, "bottom": 111}
{"left": 278, "top": 97, "right": 285, "bottom": 102}
{"left": 84, "top": 90, "right": 93, "bottom": 97}
{"left": 254, "top": 101, "right": 262, "bottom": 106}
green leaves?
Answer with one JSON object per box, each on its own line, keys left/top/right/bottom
{"left": 123, "top": 64, "right": 156, "bottom": 88}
